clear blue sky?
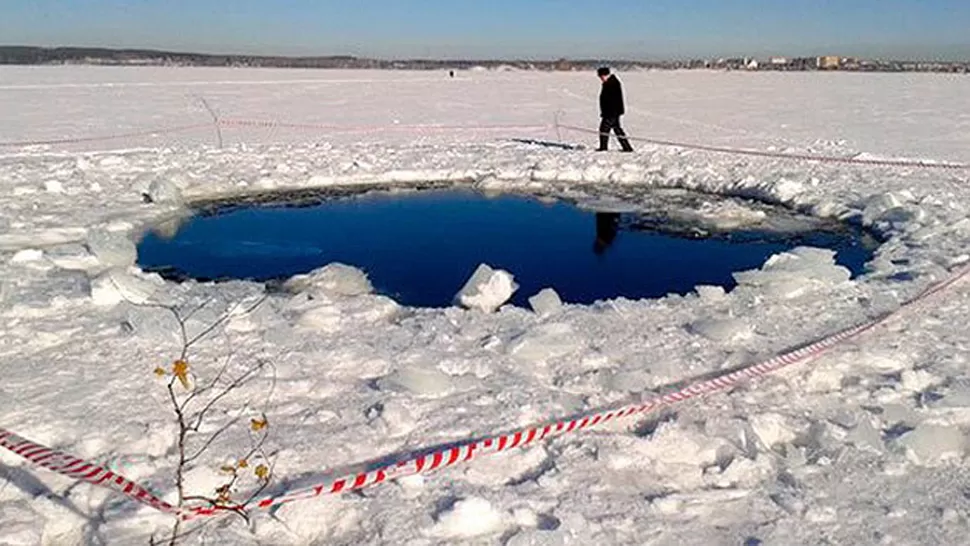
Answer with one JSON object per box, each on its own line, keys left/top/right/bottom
{"left": 3, "top": 0, "right": 969, "bottom": 60}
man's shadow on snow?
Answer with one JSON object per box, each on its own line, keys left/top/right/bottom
{"left": 0, "top": 462, "right": 91, "bottom": 519}
{"left": 0, "top": 461, "right": 108, "bottom": 542}
{"left": 1, "top": 455, "right": 176, "bottom": 541}
{"left": 509, "top": 138, "right": 585, "bottom": 151}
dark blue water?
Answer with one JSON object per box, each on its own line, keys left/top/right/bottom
{"left": 137, "top": 190, "right": 873, "bottom": 307}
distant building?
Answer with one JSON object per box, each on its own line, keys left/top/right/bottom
{"left": 817, "top": 56, "right": 841, "bottom": 70}
{"left": 553, "top": 58, "right": 571, "bottom": 71}
{"left": 714, "top": 57, "right": 748, "bottom": 70}
{"left": 770, "top": 57, "right": 789, "bottom": 66}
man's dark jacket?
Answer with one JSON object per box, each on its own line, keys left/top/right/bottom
{"left": 599, "top": 75, "right": 625, "bottom": 118}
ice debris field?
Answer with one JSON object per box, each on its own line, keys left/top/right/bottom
{"left": 2, "top": 67, "right": 970, "bottom": 545}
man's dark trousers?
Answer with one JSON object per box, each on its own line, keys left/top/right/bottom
{"left": 599, "top": 117, "right": 634, "bottom": 152}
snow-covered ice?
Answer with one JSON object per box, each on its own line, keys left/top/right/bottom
{"left": 2, "top": 66, "right": 970, "bottom": 545}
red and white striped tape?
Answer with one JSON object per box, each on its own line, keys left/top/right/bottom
{"left": 0, "top": 123, "right": 211, "bottom": 148}
{"left": 0, "top": 119, "right": 547, "bottom": 150}
{"left": 217, "top": 118, "right": 550, "bottom": 133}
{"left": 0, "top": 428, "right": 178, "bottom": 515}
{"left": 558, "top": 123, "right": 970, "bottom": 170}
{"left": 1, "top": 265, "right": 967, "bottom": 521}
{"left": 3, "top": 116, "right": 967, "bottom": 172}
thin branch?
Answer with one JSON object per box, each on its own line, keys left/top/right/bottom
{"left": 185, "top": 295, "right": 268, "bottom": 350}
{"left": 186, "top": 362, "right": 266, "bottom": 433}
{"left": 146, "top": 291, "right": 275, "bottom": 544}
{"left": 165, "top": 376, "right": 190, "bottom": 546}
{"left": 166, "top": 381, "right": 189, "bottom": 505}
{"left": 181, "top": 296, "right": 216, "bottom": 323}
{"left": 160, "top": 305, "right": 190, "bottom": 361}
{"left": 183, "top": 498, "right": 251, "bottom": 524}
{"left": 180, "top": 351, "right": 236, "bottom": 413}
{"left": 197, "top": 96, "right": 224, "bottom": 149}
{"left": 261, "top": 361, "right": 278, "bottom": 412}
{"left": 184, "top": 412, "right": 246, "bottom": 464}
{"left": 161, "top": 515, "right": 215, "bottom": 546}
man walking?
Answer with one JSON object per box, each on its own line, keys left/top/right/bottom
{"left": 597, "top": 67, "right": 634, "bottom": 152}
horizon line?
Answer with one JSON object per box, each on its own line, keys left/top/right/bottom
{"left": 3, "top": 44, "right": 969, "bottom": 64}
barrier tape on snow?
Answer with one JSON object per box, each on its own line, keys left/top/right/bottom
{"left": 558, "top": 123, "right": 970, "bottom": 170}
{"left": 217, "top": 118, "right": 550, "bottom": 133}
{"left": 3, "top": 116, "right": 967, "bottom": 172}
{"left": 0, "top": 119, "right": 548, "bottom": 149}
{"left": 0, "top": 428, "right": 178, "bottom": 514}
{"left": 2, "top": 262, "right": 967, "bottom": 521}
{"left": 0, "top": 123, "right": 212, "bottom": 148}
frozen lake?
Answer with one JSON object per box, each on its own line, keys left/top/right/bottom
{"left": 2, "top": 66, "right": 970, "bottom": 546}
{"left": 2, "top": 66, "right": 969, "bottom": 162}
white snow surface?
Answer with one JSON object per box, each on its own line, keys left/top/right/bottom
{"left": 2, "top": 67, "right": 970, "bottom": 545}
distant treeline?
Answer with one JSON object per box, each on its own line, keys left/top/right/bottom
{"left": 0, "top": 46, "right": 385, "bottom": 68}
{"left": 1, "top": 46, "right": 966, "bottom": 73}
{"left": 0, "top": 46, "right": 642, "bottom": 71}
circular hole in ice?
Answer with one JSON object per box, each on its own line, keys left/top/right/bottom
{"left": 136, "top": 185, "right": 877, "bottom": 308}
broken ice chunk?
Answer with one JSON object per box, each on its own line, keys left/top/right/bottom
{"left": 687, "top": 316, "right": 752, "bottom": 342}
{"left": 382, "top": 366, "right": 455, "bottom": 398}
{"left": 455, "top": 263, "right": 517, "bottom": 313}
{"left": 732, "top": 246, "right": 851, "bottom": 299}
{"left": 91, "top": 267, "right": 165, "bottom": 306}
{"left": 896, "top": 422, "right": 966, "bottom": 466}
{"left": 283, "top": 263, "right": 373, "bottom": 298}
{"left": 143, "top": 178, "right": 184, "bottom": 205}
{"left": 86, "top": 229, "right": 137, "bottom": 268}
{"left": 528, "top": 288, "right": 562, "bottom": 317}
